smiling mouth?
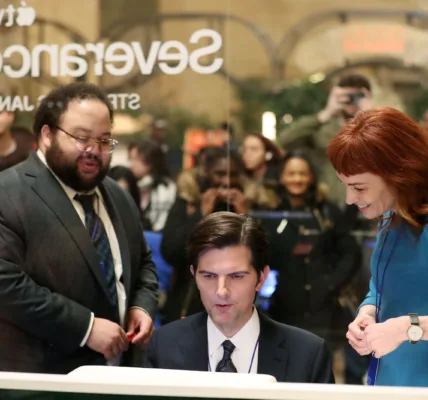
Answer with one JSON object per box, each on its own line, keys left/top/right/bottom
{"left": 357, "top": 204, "right": 370, "bottom": 210}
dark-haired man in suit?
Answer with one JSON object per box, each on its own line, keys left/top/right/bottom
{"left": 0, "top": 83, "right": 158, "bottom": 373}
{"left": 147, "top": 212, "right": 334, "bottom": 383}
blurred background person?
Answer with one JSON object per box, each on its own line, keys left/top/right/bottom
{"left": 267, "top": 149, "right": 361, "bottom": 343}
{"left": 108, "top": 165, "right": 152, "bottom": 230}
{"left": 0, "top": 108, "right": 35, "bottom": 172}
{"left": 278, "top": 74, "right": 372, "bottom": 204}
{"left": 259, "top": 149, "right": 361, "bottom": 384}
{"left": 128, "top": 140, "right": 176, "bottom": 231}
{"left": 241, "top": 132, "right": 283, "bottom": 195}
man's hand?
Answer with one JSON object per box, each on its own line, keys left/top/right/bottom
{"left": 317, "top": 86, "right": 351, "bottom": 123}
{"left": 126, "top": 308, "right": 154, "bottom": 348}
{"left": 86, "top": 318, "right": 128, "bottom": 360}
{"left": 200, "top": 188, "right": 219, "bottom": 216}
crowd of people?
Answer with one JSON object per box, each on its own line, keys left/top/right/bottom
{"left": 1, "top": 73, "right": 428, "bottom": 387}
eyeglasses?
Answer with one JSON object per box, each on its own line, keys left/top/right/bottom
{"left": 55, "top": 126, "right": 119, "bottom": 154}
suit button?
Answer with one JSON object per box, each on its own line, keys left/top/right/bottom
{"left": 304, "top": 284, "right": 312, "bottom": 291}
{"left": 304, "top": 257, "right": 310, "bottom": 264}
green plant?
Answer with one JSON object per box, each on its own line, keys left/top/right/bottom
{"left": 407, "top": 86, "right": 428, "bottom": 122}
{"left": 234, "top": 78, "right": 328, "bottom": 135}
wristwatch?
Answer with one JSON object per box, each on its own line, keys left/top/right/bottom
{"left": 407, "top": 313, "right": 423, "bottom": 344}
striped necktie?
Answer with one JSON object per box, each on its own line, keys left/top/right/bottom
{"left": 74, "top": 194, "right": 119, "bottom": 316}
{"left": 216, "top": 340, "right": 237, "bottom": 372}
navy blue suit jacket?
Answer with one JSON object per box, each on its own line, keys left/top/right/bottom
{"left": 147, "top": 311, "right": 335, "bottom": 383}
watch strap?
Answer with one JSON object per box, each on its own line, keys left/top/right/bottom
{"left": 409, "top": 313, "right": 419, "bottom": 325}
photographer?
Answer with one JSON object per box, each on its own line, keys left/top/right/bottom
{"left": 278, "top": 74, "right": 372, "bottom": 203}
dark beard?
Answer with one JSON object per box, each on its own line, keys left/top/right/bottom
{"left": 45, "top": 140, "right": 109, "bottom": 192}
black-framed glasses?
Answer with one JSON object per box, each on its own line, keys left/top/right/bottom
{"left": 55, "top": 126, "right": 119, "bottom": 154}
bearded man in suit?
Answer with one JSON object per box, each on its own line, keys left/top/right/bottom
{"left": 0, "top": 82, "right": 158, "bottom": 373}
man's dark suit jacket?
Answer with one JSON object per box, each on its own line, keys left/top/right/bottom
{"left": 147, "top": 311, "right": 335, "bottom": 383}
{"left": 0, "top": 153, "right": 158, "bottom": 374}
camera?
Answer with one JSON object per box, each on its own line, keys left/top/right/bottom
{"left": 347, "top": 91, "right": 365, "bottom": 105}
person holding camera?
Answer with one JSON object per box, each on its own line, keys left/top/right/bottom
{"left": 278, "top": 74, "right": 372, "bottom": 203}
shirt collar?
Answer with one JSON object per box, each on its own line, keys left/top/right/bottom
{"left": 36, "top": 148, "right": 100, "bottom": 201}
{"left": 207, "top": 307, "right": 260, "bottom": 357}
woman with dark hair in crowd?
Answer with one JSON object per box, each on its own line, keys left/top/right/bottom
{"left": 267, "top": 149, "right": 361, "bottom": 350}
{"left": 128, "top": 140, "right": 176, "bottom": 231}
{"left": 242, "top": 133, "right": 283, "bottom": 182}
{"left": 108, "top": 165, "right": 152, "bottom": 230}
{"left": 241, "top": 134, "right": 283, "bottom": 209}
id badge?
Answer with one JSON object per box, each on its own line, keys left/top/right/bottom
{"left": 367, "top": 354, "right": 380, "bottom": 385}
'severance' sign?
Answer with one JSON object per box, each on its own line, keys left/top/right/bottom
{"left": 0, "top": 29, "right": 223, "bottom": 78}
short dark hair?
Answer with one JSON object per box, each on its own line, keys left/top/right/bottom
{"left": 33, "top": 83, "right": 114, "bottom": 138}
{"left": 203, "top": 146, "right": 243, "bottom": 172}
{"left": 128, "top": 139, "right": 171, "bottom": 187}
{"left": 338, "top": 74, "right": 371, "bottom": 92}
{"left": 108, "top": 166, "right": 141, "bottom": 208}
{"left": 187, "top": 212, "right": 269, "bottom": 275}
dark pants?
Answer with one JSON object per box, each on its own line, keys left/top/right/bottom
{"left": 344, "top": 343, "right": 370, "bottom": 384}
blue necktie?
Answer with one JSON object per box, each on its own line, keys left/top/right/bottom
{"left": 75, "top": 194, "right": 119, "bottom": 315}
{"left": 216, "top": 340, "right": 237, "bottom": 372}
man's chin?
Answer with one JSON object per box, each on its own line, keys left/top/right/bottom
{"left": 75, "top": 176, "right": 102, "bottom": 192}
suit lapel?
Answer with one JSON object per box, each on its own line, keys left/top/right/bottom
{"left": 257, "top": 311, "right": 288, "bottom": 382}
{"left": 99, "top": 181, "right": 131, "bottom": 296}
{"left": 26, "top": 154, "right": 112, "bottom": 302}
{"left": 178, "top": 313, "right": 209, "bottom": 371}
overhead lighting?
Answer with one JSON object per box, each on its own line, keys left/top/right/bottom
{"left": 282, "top": 113, "right": 293, "bottom": 124}
{"left": 262, "top": 111, "right": 276, "bottom": 141}
{"left": 309, "top": 72, "right": 325, "bottom": 84}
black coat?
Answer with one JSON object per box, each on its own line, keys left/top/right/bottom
{"left": 263, "top": 200, "right": 361, "bottom": 343}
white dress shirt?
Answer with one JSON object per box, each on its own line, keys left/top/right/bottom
{"left": 207, "top": 308, "right": 260, "bottom": 374}
{"left": 36, "top": 150, "right": 126, "bottom": 362}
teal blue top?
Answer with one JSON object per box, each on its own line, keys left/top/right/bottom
{"left": 359, "top": 219, "right": 428, "bottom": 387}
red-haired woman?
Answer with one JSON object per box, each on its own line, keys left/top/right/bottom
{"left": 327, "top": 107, "right": 428, "bottom": 387}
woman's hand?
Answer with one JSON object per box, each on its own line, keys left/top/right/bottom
{"left": 364, "top": 316, "right": 408, "bottom": 358}
{"left": 346, "top": 312, "right": 376, "bottom": 355}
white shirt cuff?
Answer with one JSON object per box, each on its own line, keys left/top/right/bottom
{"left": 80, "top": 312, "right": 95, "bottom": 347}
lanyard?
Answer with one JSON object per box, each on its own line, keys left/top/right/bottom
{"left": 208, "top": 338, "right": 259, "bottom": 373}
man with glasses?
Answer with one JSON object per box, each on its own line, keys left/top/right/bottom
{"left": 0, "top": 83, "right": 158, "bottom": 373}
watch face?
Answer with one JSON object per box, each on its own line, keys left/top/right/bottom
{"left": 408, "top": 325, "right": 423, "bottom": 342}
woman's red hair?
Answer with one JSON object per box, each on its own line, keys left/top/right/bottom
{"left": 327, "top": 107, "right": 428, "bottom": 231}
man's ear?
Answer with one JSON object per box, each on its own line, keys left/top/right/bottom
{"left": 190, "top": 265, "right": 195, "bottom": 277}
{"left": 40, "top": 125, "right": 52, "bottom": 149}
{"left": 255, "top": 265, "right": 270, "bottom": 292}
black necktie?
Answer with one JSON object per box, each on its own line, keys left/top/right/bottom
{"left": 216, "top": 340, "right": 237, "bottom": 372}
{"left": 75, "top": 194, "right": 119, "bottom": 315}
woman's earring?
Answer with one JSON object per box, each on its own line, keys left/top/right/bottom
{"left": 265, "top": 152, "right": 273, "bottom": 161}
